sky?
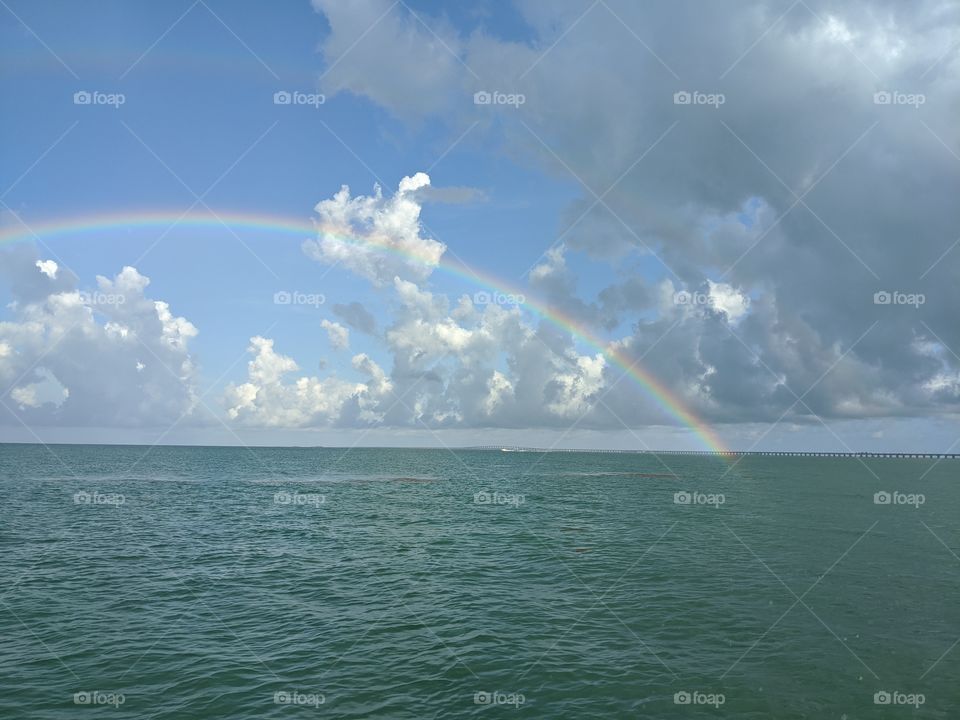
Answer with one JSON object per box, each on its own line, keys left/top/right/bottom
{"left": 1, "top": 0, "right": 959, "bottom": 451}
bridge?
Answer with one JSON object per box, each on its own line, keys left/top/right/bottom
{"left": 460, "top": 446, "right": 960, "bottom": 459}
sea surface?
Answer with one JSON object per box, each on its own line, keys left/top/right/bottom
{"left": 0, "top": 443, "right": 957, "bottom": 718}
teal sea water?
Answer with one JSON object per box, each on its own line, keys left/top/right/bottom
{"left": 1, "top": 443, "right": 957, "bottom": 718}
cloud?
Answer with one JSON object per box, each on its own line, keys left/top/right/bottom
{"left": 0, "top": 249, "right": 200, "bottom": 427}
{"left": 10, "top": 368, "right": 69, "bottom": 410}
{"left": 309, "top": 0, "right": 960, "bottom": 424}
{"left": 544, "top": 353, "right": 606, "bottom": 418}
{"left": 320, "top": 319, "right": 350, "bottom": 349}
{"left": 332, "top": 301, "right": 377, "bottom": 335}
{"left": 706, "top": 282, "right": 750, "bottom": 323}
{"left": 312, "top": 0, "right": 466, "bottom": 121}
{"left": 218, "top": 257, "right": 640, "bottom": 430}
{"left": 0, "top": 244, "right": 77, "bottom": 303}
{"left": 35, "top": 259, "right": 58, "bottom": 279}
{"left": 223, "top": 336, "right": 391, "bottom": 426}
{"left": 302, "top": 172, "right": 446, "bottom": 286}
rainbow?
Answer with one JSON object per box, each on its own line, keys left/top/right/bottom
{"left": 0, "top": 210, "right": 728, "bottom": 453}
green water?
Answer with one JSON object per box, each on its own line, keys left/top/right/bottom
{"left": 1, "top": 444, "right": 957, "bottom": 718}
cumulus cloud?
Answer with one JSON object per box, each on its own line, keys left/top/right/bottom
{"left": 35, "top": 259, "right": 58, "bottom": 279}
{"left": 706, "top": 282, "right": 750, "bottom": 324}
{"left": 320, "top": 319, "right": 350, "bottom": 349}
{"left": 218, "top": 241, "right": 633, "bottom": 430}
{"left": 0, "top": 249, "right": 200, "bottom": 427}
{"left": 223, "top": 336, "right": 391, "bottom": 426}
{"left": 302, "top": 172, "right": 446, "bottom": 286}
{"left": 10, "top": 368, "right": 69, "bottom": 410}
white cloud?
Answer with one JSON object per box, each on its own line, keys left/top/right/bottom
{"left": 321, "top": 319, "right": 350, "bottom": 350}
{"left": 545, "top": 353, "right": 606, "bottom": 418}
{"left": 0, "top": 253, "right": 200, "bottom": 426}
{"left": 482, "top": 370, "right": 513, "bottom": 416}
{"left": 217, "top": 245, "right": 636, "bottom": 430}
{"left": 706, "top": 281, "right": 750, "bottom": 323}
{"left": 10, "top": 384, "right": 39, "bottom": 408}
{"left": 224, "top": 336, "right": 391, "bottom": 427}
{"left": 302, "top": 172, "right": 446, "bottom": 286}
{"left": 35, "top": 259, "right": 58, "bottom": 279}
{"left": 10, "top": 368, "right": 68, "bottom": 410}
{"left": 530, "top": 246, "right": 566, "bottom": 283}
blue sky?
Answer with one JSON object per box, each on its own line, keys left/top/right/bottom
{"left": 1, "top": 1, "right": 565, "bottom": 367}
{"left": 2, "top": 0, "right": 959, "bottom": 450}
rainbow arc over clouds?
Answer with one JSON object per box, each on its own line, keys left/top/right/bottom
{"left": 0, "top": 210, "right": 728, "bottom": 453}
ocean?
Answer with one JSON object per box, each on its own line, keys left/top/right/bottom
{"left": 1, "top": 443, "right": 957, "bottom": 718}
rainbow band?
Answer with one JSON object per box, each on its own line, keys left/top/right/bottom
{"left": 0, "top": 210, "right": 728, "bottom": 453}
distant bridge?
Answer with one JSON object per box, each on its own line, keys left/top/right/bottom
{"left": 460, "top": 446, "right": 960, "bottom": 459}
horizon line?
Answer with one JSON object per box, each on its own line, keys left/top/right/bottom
{"left": 0, "top": 441, "right": 957, "bottom": 458}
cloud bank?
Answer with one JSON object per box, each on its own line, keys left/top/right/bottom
{"left": 0, "top": 247, "right": 199, "bottom": 427}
